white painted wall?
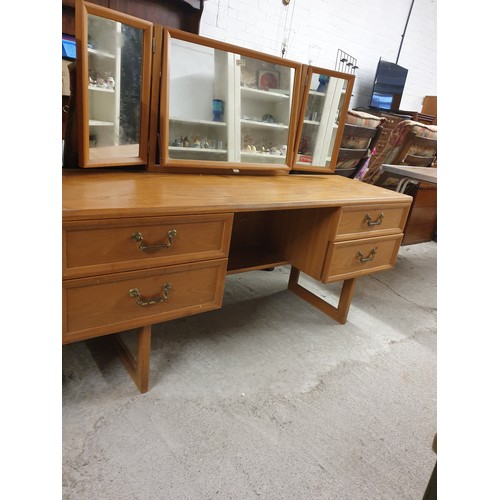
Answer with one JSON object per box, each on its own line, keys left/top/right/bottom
{"left": 199, "top": 0, "right": 437, "bottom": 112}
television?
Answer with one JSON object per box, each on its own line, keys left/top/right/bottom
{"left": 368, "top": 58, "right": 408, "bottom": 111}
{"left": 62, "top": 34, "right": 77, "bottom": 61}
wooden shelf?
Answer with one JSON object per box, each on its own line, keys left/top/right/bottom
{"left": 227, "top": 246, "right": 289, "bottom": 274}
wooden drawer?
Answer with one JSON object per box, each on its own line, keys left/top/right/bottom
{"left": 63, "top": 214, "right": 233, "bottom": 278}
{"left": 63, "top": 259, "right": 227, "bottom": 343}
{"left": 322, "top": 234, "right": 403, "bottom": 282}
{"left": 335, "top": 204, "right": 409, "bottom": 241}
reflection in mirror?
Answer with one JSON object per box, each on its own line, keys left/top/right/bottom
{"left": 168, "top": 38, "right": 230, "bottom": 162}
{"left": 296, "top": 72, "right": 348, "bottom": 168}
{"left": 87, "top": 14, "right": 143, "bottom": 161}
{"left": 164, "top": 33, "right": 297, "bottom": 168}
{"left": 238, "top": 55, "right": 294, "bottom": 165}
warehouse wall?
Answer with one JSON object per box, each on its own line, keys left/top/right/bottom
{"left": 199, "top": 0, "right": 437, "bottom": 112}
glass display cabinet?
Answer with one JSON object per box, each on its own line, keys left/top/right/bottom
{"left": 76, "top": 1, "right": 153, "bottom": 167}
{"left": 157, "top": 29, "right": 302, "bottom": 173}
{"left": 292, "top": 67, "right": 355, "bottom": 173}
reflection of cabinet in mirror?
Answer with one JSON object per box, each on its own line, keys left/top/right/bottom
{"left": 158, "top": 29, "right": 301, "bottom": 174}
{"left": 293, "top": 67, "right": 354, "bottom": 173}
{"left": 76, "top": 1, "right": 153, "bottom": 167}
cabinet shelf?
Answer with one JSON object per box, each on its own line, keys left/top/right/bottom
{"left": 89, "top": 119, "right": 114, "bottom": 126}
{"left": 303, "top": 119, "right": 320, "bottom": 126}
{"left": 169, "top": 146, "right": 227, "bottom": 154}
{"left": 88, "top": 47, "right": 115, "bottom": 59}
{"left": 241, "top": 119, "right": 288, "bottom": 130}
{"left": 88, "top": 85, "right": 114, "bottom": 93}
{"left": 241, "top": 151, "right": 286, "bottom": 160}
{"left": 309, "top": 90, "right": 326, "bottom": 97}
{"left": 241, "top": 87, "right": 289, "bottom": 102}
{"left": 227, "top": 246, "right": 289, "bottom": 274}
{"left": 170, "top": 117, "right": 227, "bottom": 127}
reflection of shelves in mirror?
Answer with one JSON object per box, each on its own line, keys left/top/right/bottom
{"left": 88, "top": 86, "right": 114, "bottom": 93}
{"left": 241, "top": 119, "right": 288, "bottom": 130}
{"left": 170, "top": 118, "right": 227, "bottom": 127}
{"left": 241, "top": 87, "right": 289, "bottom": 102}
{"left": 303, "top": 119, "right": 320, "bottom": 126}
{"left": 309, "top": 90, "right": 326, "bottom": 97}
{"left": 241, "top": 152, "right": 285, "bottom": 159}
{"left": 89, "top": 119, "right": 114, "bottom": 126}
{"left": 88, "top": 47, "right": 115, "bottom": 59}
{"left": 169, "top": 147, "right": 227, "bottom": 154}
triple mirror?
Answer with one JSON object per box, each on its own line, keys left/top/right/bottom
{"left": 75, "top": 2, "right": 354, "bottom": 173}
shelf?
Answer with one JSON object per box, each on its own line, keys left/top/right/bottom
{"left": 169, "top": 146, "right": 227, "bottom": 154}
{"left": 241, "top": 151, "right": 285, "bottom": 159}
{"left": 88, "top": 86, "right": 114, "bottom": 93}
{"left": 227, "top": 246, "right": 289, "bottom": 274}
{"left": 88, "top": 47, "right": 115, "bottom": 59}
{"left": 303, "top": 120, "right": 320, "bottom": 126}
{"left": 309, "top": 90, "right": 326, "bottom": 97}
{"left": 89, "top": 119, "right": 114, "bottom": 126}
{"left": 241, "top": 87, "right": 290, "bottom": 102}
{"left": 170, "top": 117, "right": 227, "bottom": 127}
{"left": 240, "top": 119, "right": 288, "bottom": 130}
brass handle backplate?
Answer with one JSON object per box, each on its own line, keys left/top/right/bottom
{"left": 132, "top": 229, "right": 177, "bottom": 252}
{"left": 357, "top": 248, "right": 377, "bottom": 263}
{"left": 129, "top": 283, "right": 172, "bottom": 307}
{"left": 364, "top": 213, "right": 384, "bottom": 226}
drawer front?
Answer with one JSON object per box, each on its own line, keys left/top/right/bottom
{"left": 63, "top": 214, "right": 233, "bottom": 278}
{"left": 335, "top": 204, "right": 409, "bottom": 241}
{"left": 63, "top": 259, "right": 227, "bottom": 343}
{"left": 322, "top": 234, "right": 402, "bottom": 282}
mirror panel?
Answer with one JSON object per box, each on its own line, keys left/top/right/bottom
{"left": 294, "top": 69, "right": 354, "bottom": 172}
{"left": 77, "top": 2, "right": 152, "bottom": 167}
{"left": 160, "top": 31, "right": 300, "bottom": 172}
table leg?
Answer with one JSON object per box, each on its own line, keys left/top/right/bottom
{"left": 111, "top": 325, "right": 152, "bottom": 393}
{"left": 287, "top": 267, "right": 356, "bottom": 324}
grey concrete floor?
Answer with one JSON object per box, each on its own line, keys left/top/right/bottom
{"left": 62, "top": 241, "right": 437, "bottom": 500}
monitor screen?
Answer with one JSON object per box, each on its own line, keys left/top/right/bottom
{"left": 369, "top": 59, "right": 408, "bottom": 111}
{"left": 62, "top": 34, "right": 76, "bottom": 61}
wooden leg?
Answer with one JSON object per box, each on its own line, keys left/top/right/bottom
{"left": 111, "top": 325, "right": 152, "bottom": 393}
{"left": 287, "top": 266, "right": 356, "bottom": 325}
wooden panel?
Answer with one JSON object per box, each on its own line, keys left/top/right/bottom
{"left": 63, "top": 214, "right": 233, "bottom": 278}
{"left": 323, "top": 234, "right": 403, "bottom": 282}
{"left": 63, "top": 259, "right": 226, "bottom": 343}
{"left": 402, "top": 184, "right": 437, "bottom": 245}
{"left": 335, "top": 203, "right": 409, "bottom": 241}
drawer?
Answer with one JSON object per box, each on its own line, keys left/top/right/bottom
{"left": 335, "top": 204, "right": 409, "bottom": 241}
{"left": 322, "top": 234, "right": 403, "bottom": 283}
{"left": 63, "top": 214, "right": 233, "bottom": 278}
{"left": 63, "top": 259, "right": 227, "bottom": 343}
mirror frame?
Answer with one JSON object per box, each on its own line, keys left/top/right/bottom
{"left": 153, "top": 28, "right": 304, "bottom": 175}
{"left": 76, "top": 0, "right": 153, "bottom": 168}
{"left": 292, "top": 66, "right": 355, "bottom": 174}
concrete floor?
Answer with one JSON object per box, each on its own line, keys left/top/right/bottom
{"left": 62, "top": 241, "right": 437, "bottom": 500}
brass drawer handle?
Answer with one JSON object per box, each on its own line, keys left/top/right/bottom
{"left": 357, "top": 248, "right": 377, "bottom": 263}
{"left": 129, "top": 283, "right": 172, "bottom": 307}
{"left": 132, "top": 229, "right": 177, "bottom": 251}
{"left": 364, "top": 213, "right": 384, "bottom": 226}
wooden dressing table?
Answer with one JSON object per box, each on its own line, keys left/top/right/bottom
{"left": 63, "top": 171, "right": 411, "bottom": 392}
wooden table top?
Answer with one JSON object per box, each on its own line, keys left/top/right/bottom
{"left": 62, "top": 170, "right": 412, "bottom": 220}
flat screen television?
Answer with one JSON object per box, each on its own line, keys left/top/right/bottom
{"left": 369, "top": 58, "right": 408, "bottom": 111}
{"left": 62, "top": 34, "right": 77, "bottom": 61}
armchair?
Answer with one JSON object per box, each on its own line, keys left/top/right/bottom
{"left": 361, "top": 119, "right": 437, "bottom": 188}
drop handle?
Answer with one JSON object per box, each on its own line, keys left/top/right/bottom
{"left": 132, "top": 229, "right": 177, "bottom": 251}
{"left": 364, "top": 213, "right": 384, "bottom": 226}
{"left": 357, "top": 248, "right": 377, "bottom": 263}
{"left": 129, "top": 283, "right": 172, "bottom": 307}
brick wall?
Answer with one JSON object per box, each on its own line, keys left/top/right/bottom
{"left": 199, "top": 0, "right": 437, "bottom": 112}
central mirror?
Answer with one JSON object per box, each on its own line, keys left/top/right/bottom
{"left": 159, "top": 30, "right": 301, "bottom": 173}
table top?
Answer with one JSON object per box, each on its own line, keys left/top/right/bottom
{"left": 62, "top": 170, "right": 412, "bottom": 220}
{"left": 380, "top": 164, "right": 437, "bottom": 184}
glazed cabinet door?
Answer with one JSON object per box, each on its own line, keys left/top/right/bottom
{"left": 156, "top": 29, "right": 302, "bottom": 174}
{"left": 76, "top": 0, "right": 153, "bottom": 167}
{"left": 293, "top": 67, "right": 354, "bottom": 173}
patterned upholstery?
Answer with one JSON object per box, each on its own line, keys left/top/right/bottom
{"left": 362, "top": 120, "right": 437, "bottom": 185}
{"left": 335, "top": 110, "right": 386, "bottom": 171}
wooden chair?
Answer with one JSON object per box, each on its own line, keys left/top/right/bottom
{"left": 333, "top": 123, "right": 383, "bottom": 179}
